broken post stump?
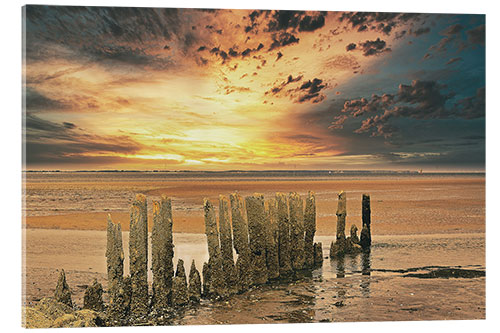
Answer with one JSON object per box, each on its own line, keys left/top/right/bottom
{"left": 330, "top": 191, "right": 362, "bottom": 257}
{"left": 83, "top": 279, "right": 104, "bottom": 312}
{"left": 129, "top": 194, "right": 149, "bottom": 319}
{"left": 245, "top": 194, "right": 268, "bottom": 285}
{"left": 313, "top": 242, "right": 323, "bottom": 267}
{"left": 54, "top": 269, "right": 72, "bottom": 308}
{"left": 360, "top": 194, "right": 372, "bottom": 251}
{"left": 151, "top": 196, "right": 174, "bottom": 311}
{"left": 171, "top": 259, "right": 188, "bottom": 306}
{"left": 188, "top": 260, "right": 202, "bottom": 303}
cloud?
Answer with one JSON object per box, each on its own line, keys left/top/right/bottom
{"left": 346, "top": 43, "right": 356, "bottom": 51}
{"left": 334, "top": 80, "right": 484, "bottom": 137}
{"left": 266, "top": 10, "right": 326, "bottom": 33}
{"left": 467, "top": 24, "right": 485, "bottom": 46}
{"left": 24, "top": 113, "right": 144, "bottom": 166}
{"left": 446, "top": 57, "right": 462, "bottom": 65}
{"left": 25, "top": 87, "right": 69, "bottom": 112}
{"left": 339, "top": 12, "right": 422, "bottom": 35}
{"left": 265, "top": 75, "right": 327, "bottom": 104}
{"left": 455, "top": 87, "right": 485, "bottom": 119}
{"left": 409, "top": 27, "right": 431, "bottom": 36}
{"left": 359, "top": 38, "right": 391, "bottom": 56}
{"left": 269, "top": 32, "right": 300, "bottom": 50}
{"left": 296, "top": 78, "right": 327, "bottom": 103}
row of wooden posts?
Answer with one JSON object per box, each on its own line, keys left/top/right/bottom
{"left": 99, "top": 190, "right": 371, "bottom": 325}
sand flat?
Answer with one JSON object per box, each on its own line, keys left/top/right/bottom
{"left": 24, "top": 176, "right": 485, "bottom": 235}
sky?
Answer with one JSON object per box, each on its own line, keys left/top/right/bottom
{"left": 22, "top": 6, "right": 485, "bottom": 171}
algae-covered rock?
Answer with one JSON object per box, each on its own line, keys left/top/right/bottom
{"left": 350, "top": 224, "right": 360, "bottom": 244}
{"left": 54, "top": 269, "right": 72, "bottom": 308}
{"left": 35, "top": 297, "right": 73, "bottom": 320}
{"left": 22, "top": 306, "right": 52, "bottom": 328}
{"left": 83, "top": 279, "right": 104, "bottom": 312}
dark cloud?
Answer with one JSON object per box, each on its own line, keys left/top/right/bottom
{"left": 25, "top": 87, "right": 69, "bottom": 112}
{"left": 62, "top": 122, "right": 77, "bottom": 129}
{"left": 442, "top": 24, "right": 463, "bottom": 36}
{"left": 24, "top": 6, "right": 216, "bottom": 69}
{"left": 296, "top": 78, "right": 327, "bottom": 103}
{"left": 409, "top": 27, "right": 430, "bottom": 36}
{"left": 339, "top": 12, "right": 422, "bottom": 35}
{"left": 298, "top": 14, "right": 326, "bottom": 32}
{"left": 346, "top": 43, "right": 357, "bottom": 51}
{"left": 266, "top": 74, "right": 303, "bottom": 95}
{"left": 359, "top": 38, "right": 391, "bottom": 56}
{"left": 266, "top": 10, "right": 326, "bottom": 33}
{"left": 24, "top": 113, "right": 144, "bottom": 166}
{"left": 455, "top": 87, "right": 485, "bottom": 119}
{"left": 334, "top": 80, "right": 483, "bottom": 138}
{"left": 269, "top": 32, "right": 300, "bottom": 51}
{"left": 466, "top": 24, "right": 485, "bottom": 46}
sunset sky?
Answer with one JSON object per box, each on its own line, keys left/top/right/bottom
{"left": 23, "top": 6, "right": 485, "bottom": 171}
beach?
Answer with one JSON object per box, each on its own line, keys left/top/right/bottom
{"left": 22, "top": 172, "right": 486, "bottom": 323}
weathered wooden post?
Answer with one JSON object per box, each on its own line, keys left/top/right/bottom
{"left": 276, "top": 192, "right": 292, "bottom": 277}
{"left": 289, "top": 192, "right": 305, "bottom": 271}
{"left": 83, "top": 279, "right": 104, "bottom": 312}
{"left": 106, "top": 215, "right": 128, "bottom": 323}
{"left": 336, "top": 191, "right": 347, "bottom": 240}
{"left": 313, "top": 242, "right": 323, "bottom": 266}
{"left": 204, "top": 199, "right": 227, "bottom": 298}
{"left": 330, "top": 191, "right": 347, "bottom": 258}
{"left": 245, "top": 194, "right": 268, "bottom": 284}
{"left": 171, "top": 259, "right": 188, "bottom": 306}
{"left": 129, "top": 194, "right": 149, "bottom": 319}
{"left": 265, "top": 198, "right": 279, "bottom": 279}
{"left": 360, "top": 194, "right": 372, "bottom": 251}
{"left": 151, "top": 196, "right": 174, "bottom": 312}
{"left": 230, "top": 193, "right": 253, "bottom": 292}
{"left": 219, "top": 195, "right": 238, "bottom": 294}
{"left": 188, "top": 260, "right": 202, "bottom": 303}
{"left": 54, "top": 269, "right": 72, "bottom": 307}
{"left": 304, "top": 191, "right": 316, "bottom": 268}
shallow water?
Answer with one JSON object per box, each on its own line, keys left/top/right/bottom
{"left": 23, "top": 229, "right": 485, "bottom": 323}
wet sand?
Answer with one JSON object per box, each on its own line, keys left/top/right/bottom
{"left": 23, "top": 174, "right": 486, "bottom": 324}
{"left": 23, "top": 229, "right": 485, "bottom": 322}
{"left": 24, "top": 177, "right": 485, "bottom": 235}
